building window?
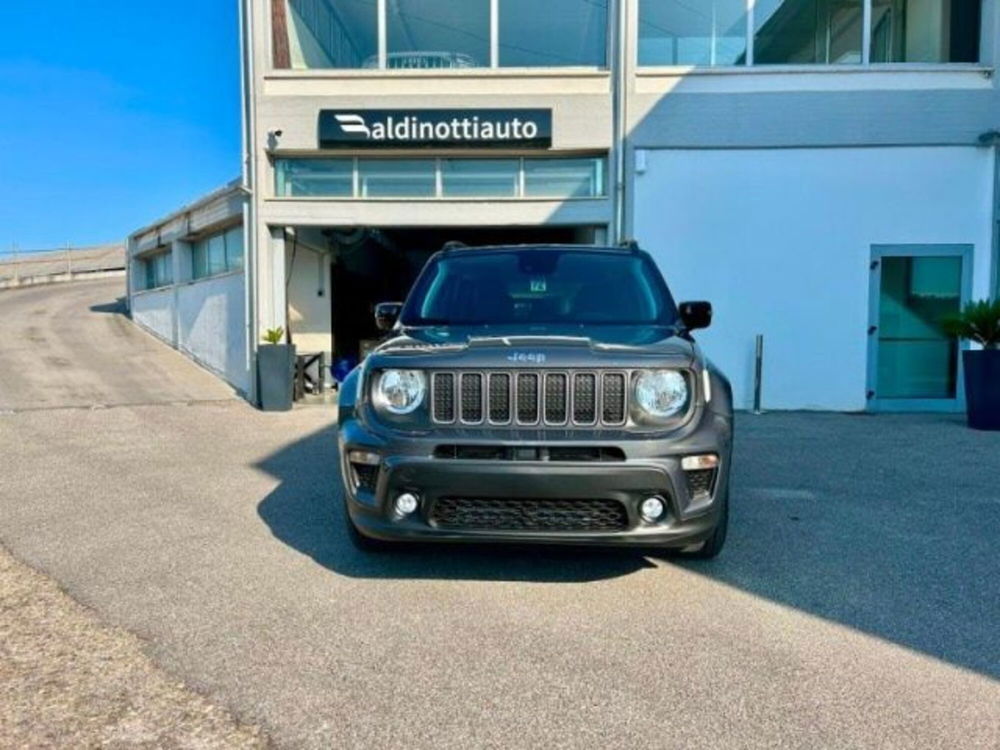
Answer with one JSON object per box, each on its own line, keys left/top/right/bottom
{"left": 498, "top": 0, "right": 609, "bottom": 67}
{"left": 276, "top": 159, "right": 353, "bottom": 196}
{"left": 274, "top": 0, "right": 608, "bottom": 69}
{"left": 142, "top": 250, "right": 173, "bottom": 291}
{"left": 638, "top": 0, "right": 749, "bottom": 66}
{"left": 274, "top": 156, "right": 607, "bottom": 199}
{"left": 637, "top": 0, "right": 980, "bottom": 66}
{"left": 358, "top": 159, "right": 437, "bottom": 197}
{"left": 192, "top": 226, "right": 245, "bottom": 281}
{"left": 523, "top": 158, "right": 605, "bottom": 198}
{"left": 441, "top": 159, "right": 521, "bottom": 197}
{"left": 871, "top": 0, "right": 982, "bottom": 63}
{"left": 387, "top": 1, "right": 491, "bottom": 69}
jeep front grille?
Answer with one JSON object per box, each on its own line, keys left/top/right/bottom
{"left": 430, "top": 497, "right": 629, "bottom": 532}
{"left": 430, "top": 370, "right": 629, "bottom": 427}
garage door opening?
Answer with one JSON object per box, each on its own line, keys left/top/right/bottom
{"left": 283, "top": 225, "right": 603, "bottom": 388}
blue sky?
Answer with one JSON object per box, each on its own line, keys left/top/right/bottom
{"left": 0, "top": 2, "right": 242, "bottom": 251}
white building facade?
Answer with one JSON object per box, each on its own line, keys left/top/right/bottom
{"left": 129, "top": 0, "right": 1000, "bottom": 411}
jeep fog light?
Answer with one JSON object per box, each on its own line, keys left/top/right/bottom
{"left": 681, "top": 454, "right": 719, "bottom": 471}
{"left": 640, "top": 496, "right": 667, "bottom": 523}
{"left": 394, "top": 492, "right": 419, "bottom": 516}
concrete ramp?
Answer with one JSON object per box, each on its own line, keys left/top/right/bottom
{"left": 0, "top": 279, "right": 236, "bottom": 412}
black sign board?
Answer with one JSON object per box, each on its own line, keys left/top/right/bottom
{"left": 318, "top": 109, "right": 552, "bottom": 150}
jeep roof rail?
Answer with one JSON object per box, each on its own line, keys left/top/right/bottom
{"left": 440, "top": 240, "right": 469, "bottom": 252}
{"left": 617, "top": 239, "right": 641, "bottom": 252}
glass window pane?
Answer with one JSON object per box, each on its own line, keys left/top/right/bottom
{"left": 358, "top": 160, "right": 436, "bottom": 197}
{"left": 499, "top": 0, "right": 608, "bottom": 67}
{"left": 639, "top": 0, "right": 748, "bottom": 66}
{"left": 225, "top": 227, "right": 245, "bottom": 271}
{"left": 754, "top": 0, "right": 862, "bottom": 64}
{"left": 192, "top": 240, "right": 209, "bottom": 279}
{"left": 441, "top": 160, "right": 519, "bottom": 197}
{"left": 208, "top": 235, "right": 227, "bottom": 276}
{"left": 523, "top": 158, "right": 604, "bottom": 198}
{"left": 387, "top": 1, "right": 490, "bottom": 69}
{"left": 276, "top": 159, "right": 354, "bottom": 197}
{"left": 876, "top": 255, "right": 962, "bottom": 399}
{"left": 870, "top": 0, "right": 981, "bottom": 63}
{"left": 284, "top": 0, "right": 378, "bottom": 69}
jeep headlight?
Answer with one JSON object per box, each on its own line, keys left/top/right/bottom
{"left": 373, "top": 369, "right": 426, "bottom": 415}
{"left": 634, "top": 370, "right": 689, "bottom": 419}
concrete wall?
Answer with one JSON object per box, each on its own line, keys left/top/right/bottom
{"left": 634, "top": 145, "right": 996, "bottom": 411}
{"left": 131, "top": 273, "right": 249, "bottom": 396}
{"left": 131, "top": 287, "right": 175, "bottom": 345}
{"left": 177, "top": 273, "right": 250, "bottom": 395}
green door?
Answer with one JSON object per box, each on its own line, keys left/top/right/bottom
{"left": 868, "top": 245, "right": 972, "bottom": 411}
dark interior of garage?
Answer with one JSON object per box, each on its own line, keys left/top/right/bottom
{"left": 326, "top": 226, "right": 599, "bottom": 377}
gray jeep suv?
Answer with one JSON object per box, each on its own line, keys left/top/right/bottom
{"left": 338, "top": 244, "right": 733, "bottom": 557}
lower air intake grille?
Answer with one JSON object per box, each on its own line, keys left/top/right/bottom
{"left": 430, "top": 497, "right": 629, "bottom": 532}
{"left": 685, "top": 469, "right": 717, "bottom": 499}
{"left": 350, "top": 463, "right": 379, "bottom": 493}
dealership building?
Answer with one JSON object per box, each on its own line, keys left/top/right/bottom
{"left": 127, "top": 0, "right": 1000, "bottom": 411}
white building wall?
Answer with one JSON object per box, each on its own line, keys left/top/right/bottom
{"left": 286, "top": 243, "right": 332, "bottom": 361}
{"left": 176, "top": 273, "right": 250, "bottom": 394}
{"left": 131, "top": 288, "right": 175, "bottom": 345}
{"left": 634, "top": 146, "right": 995, "bottom": 411}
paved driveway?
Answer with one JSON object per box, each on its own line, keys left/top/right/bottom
{"left": 1, "top": 280, "right": 998, "bottom": 748}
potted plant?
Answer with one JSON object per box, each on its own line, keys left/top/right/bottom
{"left": 943, "top": 299, "right": 1000, "bottom": 431}
{"left": 257, "top": 327, "right": 295, "bottom": 412}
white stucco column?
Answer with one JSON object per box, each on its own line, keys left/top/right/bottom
{"left": 258, "top": 225, "right": 287, "bottom": 335}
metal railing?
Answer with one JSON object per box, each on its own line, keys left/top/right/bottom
{"left": 0, "top": 244, "right": 126, "bottom": 287}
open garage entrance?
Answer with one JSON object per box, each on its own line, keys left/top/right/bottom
{"left": 283, "top": 225, "right": 603, "bottom": 388}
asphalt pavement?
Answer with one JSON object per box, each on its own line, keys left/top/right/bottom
{"left": 0, "top": 279, "right": 998, "bottom": 748}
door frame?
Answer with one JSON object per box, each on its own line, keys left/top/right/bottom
{"left": 866, "top": 244, "right": 974, "bottom": 413}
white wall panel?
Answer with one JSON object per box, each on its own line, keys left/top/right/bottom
{"left": 633, "top": 146, "right": 994, "bottom": 411}
{"left": 130, "top": 288, "right": 175, "bottom": 345}
{"left": 177, "top": 273, "right": 249, "bottom": 395}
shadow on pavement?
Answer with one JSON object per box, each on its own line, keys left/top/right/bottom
{"left": 89, "top": 298, "right": 126, "bottom": 314}
{"left": 257, "top": 413, "right": 1000, "bottom": 679}
{"left": 256, "top": 424, "right": 655, "bottom": 583}
{"left": 660, "top": 412, "right": 1000, "bottom": 681}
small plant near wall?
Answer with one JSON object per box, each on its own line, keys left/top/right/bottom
{"left": 263, "top": 327, "right": 285, "bottom": 345}
{"left": 258, "top": 327, "right": 294, "bottom": 412}
{"left": 943, "top": 299, "right": 1000, "bottom": 430}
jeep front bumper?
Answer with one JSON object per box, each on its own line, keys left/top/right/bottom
{"left": 338, "top": 407, "right": 732, "bottom": 549}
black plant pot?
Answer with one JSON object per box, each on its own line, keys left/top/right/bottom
{"left": 258, "top": 344, "right": 296, "bottom": 412}
{"left": 962, "top": 349, "right": 1000, "bottom": 431}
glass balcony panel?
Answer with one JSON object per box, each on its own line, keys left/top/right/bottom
{"left": 284, "top": 0, "right": 378, "bottom": 69}
{"left": 870, "top": 0, "right": 981, "bottom": 63}
{"left": 638, "top": 0, "right": 748, "bottom": 66}
{"left": 754, "top": 0, "right": 863, "bottom": 64}
{"left": 387, "top": 1, "right": 490, "bottom": 69}
{"left": 498, "top": 0, "right": 608, "bottom": 67}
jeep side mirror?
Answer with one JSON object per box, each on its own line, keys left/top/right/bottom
{"left": 679, "top": 301, "right": 712, "bottom": 331}
{"left": 374, "top": 302, "right": 403, "bottom": 332}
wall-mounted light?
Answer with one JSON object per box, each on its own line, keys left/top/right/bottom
{"left": 635, "top": 149, "right": 648, "bottom": 175}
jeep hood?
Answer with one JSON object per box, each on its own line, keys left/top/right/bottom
{"left": 369, "top": 324, "right": 697, "bottom": 369}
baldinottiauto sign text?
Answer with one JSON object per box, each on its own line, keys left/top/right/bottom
{"left": 318, "top": 109, "right": 552, "bottom": 149}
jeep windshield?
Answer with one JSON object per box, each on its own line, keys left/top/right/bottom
{"left": 400, "top": 248, "right": 678, "bottom": 328}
